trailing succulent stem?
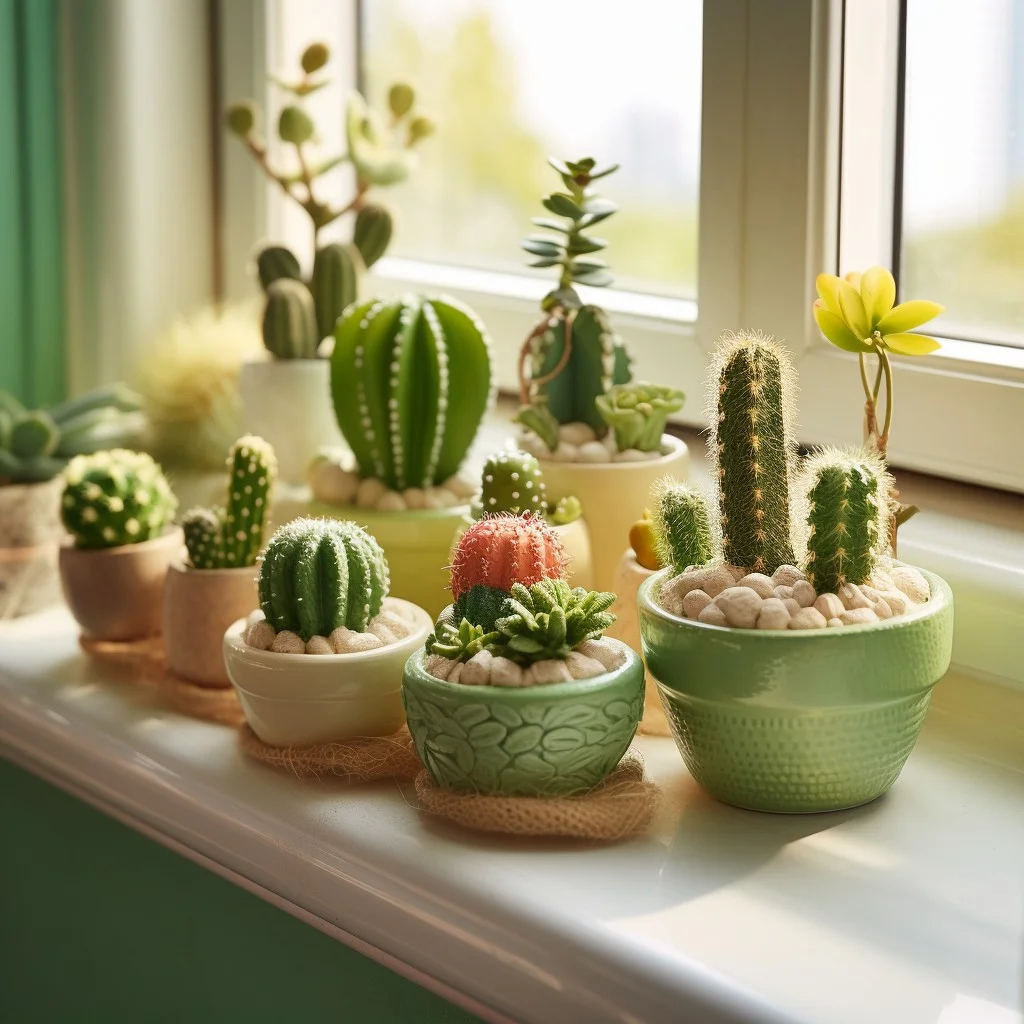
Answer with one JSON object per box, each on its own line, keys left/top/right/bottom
{"left": 649, "top": 478, "right": 713, "bottom": 575}
{"left": 258, "top": 517, "right": 389, "bottom": 640}
{"left": 596, "top": 382, "right": 684, "bottom": 453}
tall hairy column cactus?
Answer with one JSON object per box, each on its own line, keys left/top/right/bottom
{"left": 711, "top": 333, "right": 796, "bottom": 574}
{"left": 331, "top": 295, "right": 493, "bottom": 490}
{"left": 61, "top": 450, "right": 177, "bottom": 549}
{"left": 650, "top": 479, "right": 713, "bottom": 575}
{"left": 258, "top": 517, "right": 389, "bottom": 640}
{"left": 803, "top": 449, "right": 890, "bottom": 594}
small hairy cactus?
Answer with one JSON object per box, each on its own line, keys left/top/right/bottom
{"left": 331, "top": 295, "right": 493, "bottom": 490}
{"left": 596, "top": 381, "right": 684, "bottom": 453}
{"left": 710, "top": 332, "right": 796, "bottom": 574}
{"left": 262, "top": 278, "right": 319, "bottom": 359}
{"left": 258, "top": 517, "right": 389, "bottom": 641}
{"left": 310, "top": 242, "right": 363, "bottom": 341}
{"left": 353, "top": 204, "right": 394, "bottom": 269}
{"left": 427, "top": 618, "right": 499, "bottom": 662}
{"left": 650, "top": 478, "right": 713, "bottom": 575}
{"left": 803, "top": 448, "right": 890, "bottom": 594}
{"left": 61, "top": 449, "right": 177, "bottom": 549}
{"left": 472, "top": 449, "right": 547, "bottom": 518}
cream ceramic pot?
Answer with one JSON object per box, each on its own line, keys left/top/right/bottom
{"left": 0, "top": 478, "right": 64, "bottom": 619}
{"left": 163, "top": 561, "right": 258, "bottom": 687}
{"left": 538, "top": 434, "right": 689, "bottom": 592}
{"left": 222, "top": 599, "right": 432, "bottom": 747}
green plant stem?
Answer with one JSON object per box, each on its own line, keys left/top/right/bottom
{"left": 878, "top": 349, "right": 893, "bottom": 455}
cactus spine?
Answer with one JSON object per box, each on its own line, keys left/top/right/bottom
{"left": 61, "top": 449, "right": 177, "bottom": 549}
{"left": 474, "top": 450, "right": 547, "bottom": 518}
{"left": 711, "top": 332, "right": 796, "bottom": 574}
{"left": 803, "top": 449, "right": 890, "bottom": 594}
{"left": 258, "top": 517, "right": 389, "bottom": 640}
{"left": 262, "top": 278, "right": 319, "bottom": 358}
{"left": 353, "top": 204, "right": 394, "bottom": 269}
{"left": 311, "top": 243, "right": 363, "bottom": 341}
{"left": 331, "top": 295, "right": 493, "bottom": 491}
{"left": 650, "top": 479, "right": 713, "bottom": 575}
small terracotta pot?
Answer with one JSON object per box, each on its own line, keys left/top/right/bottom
{"left": 164, "top": 561, "right": 258, "bottom": 687}
{"left": 59, "top": 528, "right": 184, "bottom": 641}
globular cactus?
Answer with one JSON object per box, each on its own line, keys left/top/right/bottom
{"left": 182, "top": 507, "right": 223, "bottom": 569}
{"left": 310, "top": 242, "right": 363, "bottom": 341}
{"left": 803, "top": 449, "right": 890, "bottom": 594}
{"left": 710, "top": 332, "right": 796, "bottom": 574}
{"left": 262, "top": 278, "right": 319, "bottom": 359}
{"left": 61, "top": 449, "right": 177, "bottom": 550}
{"left": 331, "top": 295, "right": 493, "bottom": 491}
{"left": 258, "top": 517, "right": 389, "bottom": 641}
{"left": 353, "top": 203, "right": 394, "bottom": 269}
{"left": 256, "top": 245, "right": 302, "bottom": 290}
{"left": 472, "top": 450, "right": 547, "bottom": 518}
{"left": 596, "top": 381, "right": 684, "bottom": 452}
{"left": 649, "top": 478, "right": 713, "bottom": 575}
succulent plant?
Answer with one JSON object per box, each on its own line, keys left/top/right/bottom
{"left": 352, "top": 204, "right": 394, "bottom": 269}
{"left": 596, "top": 382, "right": 684, "bottom": 453}
{"left": 61, "top": 449, "right": 177, "bottom": 549}
{"left": 649, "top": 479, "right": 713, "bottom": 576}
{"left": 469, "top": 449, "right": 581, "bottom": 526}
{"left": 0, "top": 385, "right": 144, "bottom": 485}
{"left": 549, "top": 495, "right": 582, "bottom": 526}
{"left": 427, "top": 618, "right": 500, "bottom": 662}
{"left": 182, "top": 435, "right": 277, "bottom": 569}
{"left": 331, "top": 295, "right": 493, "bottom": 491}
{"left": 258, "top": 517, "right": 389, "bottom": 641}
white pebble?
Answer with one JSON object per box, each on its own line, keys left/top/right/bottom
{"left": 447, "top": 662, "right": 463, "bottom": 683}
{"left": 577, "top": 440, "right": 610, "bottom": 463}
{"left": 305, "top": 635, "right": 333, "bottom": 655}
{"left": 772, "top": 564, "right": 803, "bottom": 588}
{"left": 698, "top": 603, "right": 729, "bottom": 627}
{"left": 372, "top": 609, "right": 412, "bottom": 638}
{"left": 783, "top": 598, "right": 802, "bottom": 617}
{"left": 700, "top": 565, "right": 738, "bottom": 599}
{"left": 891, "top": 566, "right": 929, "bottom": 604}
{"left": 548, "top": 442, "right": 578, "bottom": 462}
{"left": 530, "top": 659, "right": 573, "bottom": 684}
{"left": 869, "top": 569, "right": 895, "bottom": 592}
{"left": 575, "top": 638, "right": 626, "bottom": 671}
{"left": 518, "top": 432, "right": 548, "bottom": 459}
{"left": 757, "top": 598, "right": 791, "bottom": 630}
{"left": 737, "top": 573, "right": 775, "bottom": 599}
{"left": 368, "top": 620, "right": 398, "bottom": 645}
{"left": 401, "top": 487, "right": 426, "bottom": 509}
{"left": 611, "top": 448, "right": 650, "bottom": 463}
{"left": 838, "top": 583, "right": 872, "bottom": 610}
{"left": 425, "top": 654, "right": 455, "bottom": 680}
{"left": 356, "top": 477, "right": 388, "bottom": 509}
{"left": 271, "top": 630, "right": 305, "bottom": 653}
{"left": 518, "top": 664, "right": 536, "bottom": 686}
{"left": 774, "top": 585, "right": 794, "bottom": 601}
{"left": 715, "top": 586, "right": 763, "bottom": 628}
{"left": 840, "top": 607, "right": 879, "bottom": 626}
{"left": 558, "top": 422, "right": 597, "bottom": 445}
{"left": 441, "top": 473, "right": 478, "bottom": 500}
{"left": 309, "top": 461, "right": 358, "bottom": 506}
{"left": 246, "top": 621, "right": 276, "bottom": 650}
{"left": 383, "top": 597, "right": 420, "bottom": 623}
{"left": 328, "top": 627, "right": 384, "bottom": 654}
{"left": 375, "top": 490, "right": 406, "bottom": 512}
{"left": 792, "top": 580, "right": 817, "bottom": 608}
{"left": 725, "top": 564, "right": 748, "bottom": 582}
{"left": 424, "top": 487, "right": 460, "bottom": 509}
{"left": 460, "top": 650, "right": 493, "bottom": 685}
{"left": 489, "top": 656, "right": 524, "bottom": 686}
{"left": 641, "top": 449, "right": 665, "bottom": 460}
{"left": 246, "top": 609, "right": 266, "bottom": 627}
{"left": 682, "top": 589, "right": 712, "bottom": 619}
{"left": 814, "top": 593, "right": 845, "bottom": 619}
{"left": 790, "top": 607, "right": 827, "bottom": 630}
{"left": 881, "top": 591, "right": 909, "bottom": 616}
{"left": 565, "top": 651, "right": 607, "bottom": 679}
{"left": 827, "top": 617, "right": 844, "bottom": 628}
{"left": 873, "top": 597, "right": 893, "bottom": 619}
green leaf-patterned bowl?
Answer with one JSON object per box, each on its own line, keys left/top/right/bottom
{"left": 402, "top": 644, "right": 644, "bottom": 796}
{"left": 638, "top": 566, "right": 953, "bottom": 813}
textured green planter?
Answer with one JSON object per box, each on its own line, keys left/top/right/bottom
{"left": 637, "top": 567, "right": 954, "bottom": 813}
{"left": 402, "top": 645, "right": 644, "bottom": 797}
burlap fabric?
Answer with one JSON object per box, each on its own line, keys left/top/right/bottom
{"left": 413, "top": 754, "right": 659, "bottom": 840}
{"left": 239, "top": 724, "right": 423, "bottom": 783}
{"left": 79, "top": 635, "right": 245, "bottom": 727}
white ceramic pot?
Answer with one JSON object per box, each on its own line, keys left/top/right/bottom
{"left": 0, "top": 479, "right": 64, "bottom": 618}
{"left": 538, "top": 434, "right": 689, "bottom": 591}
{"left": 237, "top": 359, "right": 343, "bottom": 486}
{"left": 222, "top": 598, "right": 432, "bottom": 746}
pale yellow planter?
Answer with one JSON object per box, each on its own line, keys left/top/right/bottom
{"left": 538, "top": 435, "right": 689, "bottom": 592}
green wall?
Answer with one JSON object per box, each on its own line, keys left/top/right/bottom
{"left": 1, "top": 758, "right": 484, "bottom": 1023}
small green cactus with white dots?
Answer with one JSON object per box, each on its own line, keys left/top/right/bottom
{"left": 61, "top": 449, "right": 177, "bottom": 550}
{"left": 470, "top": 450, "right": 582, "bottom": 526}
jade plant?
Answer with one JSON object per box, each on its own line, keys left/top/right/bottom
{"left": 182, "top": 435, "right": 277, "bottom": 569}
{"left": 514, "top": 157, "right": 633, "bottom": 450}
{"left": 470, "top": 450, "right": 581, "bottom": 525}
{"left": 226, "top": 42, "right": 434, "bottom": 356}
{"left": 330, "top": 295, "right": 492, "bottom": 493}
{"left": 596, "top": 382, "right": 684, "bottom": 453}
{"left": 61, "top": 449, "right": 177, "bottom": 549}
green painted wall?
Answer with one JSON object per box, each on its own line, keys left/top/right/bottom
{"left": 0, "top": 758, "right": 484, "bottom": 1023}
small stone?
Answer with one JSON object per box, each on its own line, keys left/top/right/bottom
{"left": 402, "top": 487, "right": 427, "bottom": 510}
{"left": 869, "top": 569, "right": 895, "bottom": 592}
{"left": 611, "top": 448, "right": 650, "bottom": 462}
{"left": 530, "top": 659, "right": 574, "bottom": 684}
{"left": 558, "top": 422, "right": 597, "bottom": 446}
{"left": 700, "top": 565, "right": 738, "bottom": 599}
{"left": 891, "top": 565, "right": 929, "bottom": 604}
{"left": 372, "top": 609, "right": 412, "bottom": 638}
{"left": 640, "top": 449, "right": 664, "bottom": 460}
{"left": 838, "top": 583, "right": 871, "bottom": 610}
{"left": 827, "top": 617, "right": 844, "bottom": 628}
{"left": 782, "top": 598, "right": 802, "bottom": 617}
{"left": 442, "top": 473, "right": 477, "bottom": 500}
{"left": 792, "top": 580, "right": 816, "bottom": 608}
{"left": 774, "top": 585, "right": 794, "bottom": 601}
{"left": 873, "top": 597, "right": 893, "bottom": 619}
{"left": 305, "top": 635, "right": 333, "bottom": 655}
{"left": 575, "top": 638, "right": 627, "bottom": 671}
{"left": 460, "top": 650, "right": 493, "bottom": 685}
{"left": 840, "top": 607, "right": 879, "bottom": 626}
{"left": 246, "top": 609, "right": 266, "bottom": 627}
{"left": 309, "top": 461, "right": 358, "bottom": 506}
{"left": 772, "top": 564, "right": 803, "bottom": 588}
{"left": 246, "top": 620, "right": 276, "bottom": 650}
{"left": 375, "top": 490, "right": 406, "bottom": 512}
{"left": 737, "top": 573, "right": 775, "bottom": 598}
{"left": 814, "top": 593, "right": 845, "bottom": 620}
{"left": 383, "top": 597, "right": 419, "bottom": 623}
{"left": 725, "top": 564, "right": 748, "bottom": 582}
{"left": 489, "top": 656, "right": 523, "bottom": 686}
{"left": 447, "top": 662, "right": 464, "bottom": 683}
{"left": 565, "top": 651, "right": 606, "bottom": 679}
{"left": 424, "top": 487, "right": 459, "bottom": 509}
{"left": 548, "top": 441, "right": 578, "bottom": 463}
{"left": 356, "top": 477, "right": 388, "bottom": 509}
{"left": 518, "top": 432, "right": 548, "bottom": 459}
{"left": 271, "top": 630, "right": 305, "bottom": 653}
{"left": 518, "top": 664, "right": 536, "bottom": 686}
{"left": 601, "top": 431, "right": 619, "bottom": 454}
{"left": 757, "top": 598, "right": 791, "bottom": 630}
{"left": 790, "top": 607, "right": 827, "bottom": 630}
{"left": 328, "top": 627, "right": 384, "bottom": 654}
{"left": 715, "top": 586, "right": 763, "bottom": 628}
{"left": 368, "top": 620, "right": 397, "bottom": 645}
{"left": 425, "top": 654, "right": 454, "bottom": 680}
{"left": 880, "top": 591, "right": 909, "bottom": 616}
{"left": 698, "top": 603, "right": 729, "bottom": 627}
{"left": 577, "top": 440, "right": 610, "bottom": 463}
{"left": 682, "top": 589, "right": 712, "bottom": 619}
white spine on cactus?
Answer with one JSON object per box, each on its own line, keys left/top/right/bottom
{"left": 355, "top": 300, "right": 386, "bottom": 480}
{"left": 422, "top": 300, "right": 450, "bottom": 487}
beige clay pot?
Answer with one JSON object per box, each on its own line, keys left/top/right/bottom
{"left": 163, "top": 561, "right": 258, "bottom": 687}
{"left": 0, "top": 478, "right": 65, "bottom": 618}
{"left": 59, "top": 528, "right": 184, "bottom": 641}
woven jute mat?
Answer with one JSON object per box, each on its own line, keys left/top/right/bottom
{"left": 239, "top": 724, "right": 423, "bottom": 783}
{"left": 79, "top": 635, "right": 245, "bottom": 727}
{"left": 413, "top": 754, "right": 659, "bottom": 841}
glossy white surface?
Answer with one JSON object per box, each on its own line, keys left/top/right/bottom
{"left": 1, "top": 608, "right": 1022, "bottom": 1024}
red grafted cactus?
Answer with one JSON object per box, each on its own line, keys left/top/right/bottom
{"left": 450, "top": 514, "right": 567, "bottom": 599}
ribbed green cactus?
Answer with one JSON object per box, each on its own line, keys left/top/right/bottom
{"left": 803, "top": 449, "right": 889, "bottom": 594}
{"left": 473, "top": 450, "right": 547, "bottom": 518}
{"left": 711, "top": 332, "right": 796, "bottom": 574}
{"left": 353, "top": 204, "right": 394, "bottom": 269}
{"left": 61, "top": 449, "right": 177, "bottom": 550}
{"left": 258, "top": 517, "right": 389, "bottom": 640}
{"left": 311, "top": 243, "right": 363, "bottom": 341}
{"left": 331, "top": 295, "right": 493, "bottom": 491}
{"left": 262, "top": 278, "right": 319, "bottom": 359}
{"left": 650, "top": 478, "right": 713, "bottom": 575}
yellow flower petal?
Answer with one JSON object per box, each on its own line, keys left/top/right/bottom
{"left": 814, "top": 305, "right": 873, "bottom": 353}
{"left": 859, "top": 266, "right": 896, "bottom": 327}
{"left": 838, "top": 279, "right": 870, "bottom": 340}
{"left": 882, "top": 332, "right": 942, "bottom": 356}
{"left": 815, "top": 274, "right": 843, "bottom": 316}
{"left": 876, "top": 299, "right": 944, "bottom": 334}
{"left": 843, "top": 270, "right": 862, "bottom": 290}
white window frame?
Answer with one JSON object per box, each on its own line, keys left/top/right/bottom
{"left": 218, "top": 0, "right": 1024, "bottom": 493}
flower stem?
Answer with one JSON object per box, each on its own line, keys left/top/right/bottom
{"left": 877, "top": 349, "right": 893, "bottom": 456}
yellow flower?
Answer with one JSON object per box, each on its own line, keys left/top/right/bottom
{"left": 813, "top": 267, "right": 944, "bottom": 356}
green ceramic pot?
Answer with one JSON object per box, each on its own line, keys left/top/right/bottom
{"left": 402, "top": 645, "right": 644, "bottom": 797}
{"left": 637, "top": 567, "right": 954, "bottom": 813}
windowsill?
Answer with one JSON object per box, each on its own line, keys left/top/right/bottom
{"left": 0, "top": 611, "right": 1021, "bottom": 1024}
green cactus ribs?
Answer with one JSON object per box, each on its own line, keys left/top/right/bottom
{"left": 650, "top": 478, "right": 713, "bottom": 575}
{"left": 472, "top": 450, "right": 547, "bottom": 518}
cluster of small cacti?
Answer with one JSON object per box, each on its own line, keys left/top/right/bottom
{"left": 182, "top": 435, "right": 277, "bottom": 569}
{"left": 0, "top": 385, "right": 144, "bottom": 485}
{"left": 331, "top": 295, "right": 493, "bottom": 492}
{"left": 61, "top": 449, "right": 177, "bottom": 550}
{"left": 470, "top": 450, "right": 581, "bottom": 525}
{"left": 226, "top": 42, "right": 434, "bottom": 359}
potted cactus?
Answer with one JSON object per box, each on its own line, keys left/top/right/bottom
{"left": 512, "top": 158, "right": 689, "bottom": 590}
{"left": 637, "top": 332, "right": 953, "bottom": 813}
{"left": 306, "top": 293, "right": 492, "bottom": 616}
{"left": 222, "top": 516, "right": 431, "bottom": 746}
{"left": 225, "top": 42, "right": 434, "bottom": 484}
{"left": 163, "top": 435, "right": 276, "bottom": 687}
{"left": 0, "top": 386, "right": 145, "bottom": 618}
{"left": 58, "top": 449, "right": 181, "bottom": 641}
{"left": 402, "top": 514, "right": 644, "bottom": 796}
